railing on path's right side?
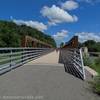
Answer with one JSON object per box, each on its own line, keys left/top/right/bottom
{"left": 59, "top": 48, "right": 85, "bottom": 80}
{"left": 0, "top": 48, "right": 53, "bottom": 75}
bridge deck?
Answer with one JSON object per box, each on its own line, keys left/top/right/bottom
{"left": 0, "top": 51, "right": 99, "bottom": 100}
{"left": 26, "top": 50, "right": 59, "bottom": 65}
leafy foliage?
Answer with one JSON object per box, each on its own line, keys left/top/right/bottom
{"left": 81, "top": 40, "right": 100, "bottom": 52}
{"left": 83, "top": 56, "right": 94, "bottom": 67}
{"left": 0, "top": 20, "right": 56, "bottom": 47}
{"left": 83, "top": 56, "right": 100, "bottom": 74}
{"left": 91, "top": 76, "right": 100, "bottom": 95}
{"left": 60, "top": 42, "right": 64, "bottom": 48}
{"left": 84, "top": 56, "right": 100, "bottom": 95}
{"left": 95, "top": 57, "right": 100, "bottom": 65}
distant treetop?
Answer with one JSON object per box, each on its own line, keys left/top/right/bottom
{"left": 0, "top": 20, "right": 56, "bottom": 47}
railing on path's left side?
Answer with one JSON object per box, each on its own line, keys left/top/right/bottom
{"left": 0, "top": 48, "right": 53, "bottom": 75}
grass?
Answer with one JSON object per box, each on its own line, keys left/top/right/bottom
{"left": 91, "top": 57, "right": 100, "bottom": 74}
{"left": 0, "top": 54, "right": 22, "bottom": 66}
{"left": 83, "top": 55, "right": 100, "bottom": 95}
{"left": 83, "top": 56, "right": 100, "bottom": 74}
{"left": 0, "top": 56, "right": 10, "bottom": 65}
{"left": 90, "top": 75, "right": 100, "bottom": 95}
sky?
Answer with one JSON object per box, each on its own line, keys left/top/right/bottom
{"left": 0, "top": 0, "right": 100, "bottom": 46}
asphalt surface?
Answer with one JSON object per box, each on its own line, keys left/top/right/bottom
{"left": 0, "top": 64, "right": 99, "bottom": 100}
{"left": 26, "top": 50, "right": 59, "bottom": 65}
{"left": 0, "top": 50, "right": 99, "bottom": 100}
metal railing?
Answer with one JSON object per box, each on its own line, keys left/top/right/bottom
{"left": 0, "top": 48, "right": 53, "bottom": 75}
{"left": 60, "top": 48, "right": 85, "bottom": 80}
{"left": 71, "top": 48, "right": 85, "bottom": 80}
{"left": 89, "top": 52, "right": 100, "bottom": 57}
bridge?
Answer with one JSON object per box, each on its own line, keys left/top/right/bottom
{"left": 0, "top": 37, "right": 99, "bottom": 100}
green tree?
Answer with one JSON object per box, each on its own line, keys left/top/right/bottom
{"left": 60, "top": 42, "right": 64, "bottom": 48}
{"left": 82, "top": 40, "right": 100, "bottom": 52}
{"left": 0, "top": 20, "right": 56, "bottom": 47}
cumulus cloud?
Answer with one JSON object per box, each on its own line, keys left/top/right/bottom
{"left": 61, "top": 0, "right": 79, "bottom": 10}
{"left": 41, "top": 5, "right": 78, "bottom": 25}
{"left": 77, "top": 0, "right": 100, "bottom": 4}
{"left": 76, "top": 32, "right": 100, "bottom": 42}
{"left": 13, "top": 19, "right": 47, "bottom": 32}
{"left": 53, "top": 30, "right": 69, "bottom": 46}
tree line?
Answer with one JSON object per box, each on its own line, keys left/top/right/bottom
{"left": 79, "top": 40, "right": 100, "bottom": 52}
{"left": 0, "top": 20, "right": 56, "bottom": 47}
{"left": 60, "top": 39, "right": 100, "bottom": 52}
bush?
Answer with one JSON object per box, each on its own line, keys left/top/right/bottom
{"left": 95, "top": 57, "right": 100, "bottom": 65}
{"left": 83, "top": 56, "right": 100, "bottom": 95}
{"left": 91, "top": 76, "right": 100, "bottom": 95}
{"left": 83, "top": 56, "right": 94, "bottom": 67}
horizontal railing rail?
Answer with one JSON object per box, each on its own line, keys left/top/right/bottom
{"left": 89, "top": 52, "right": 100, "bottom": 57}
{"left": 60, "top": 48, "right": 85, "bottom": 80}
{"left": 0, "top": 48, "right": 53, "bottom": 75}
{"left": 67, "top": 48, "right": 85, "bottom": 80}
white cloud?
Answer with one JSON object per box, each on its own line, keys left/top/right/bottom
{"left": 41, "top": 5, "right": 78, "bottom": 25}
{"left": 53, "top": 30, "right": 68, "bottom": 38}
{"left": 73, "top": 15, "right": 78, "bottom": 22}
{"left": 53, "top": 30, "right": 69, "bottom": 46}
{"left": 61, "top": 0, "right": 79, "bottom": 10}
{"left": 77, "top": 0, "right": 100, "bottom": 4}
{"left": 13, "top": 19, "right": 47, "bottom": 32}
{"left": 76, "top": 32, "right": 100, "bottom": 42}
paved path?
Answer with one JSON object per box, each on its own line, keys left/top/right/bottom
{"left": 26, "top": 50, "right": 59, "bottom": 65}
{"left": 0, "top": 51, "right": 99, "bottom": 100}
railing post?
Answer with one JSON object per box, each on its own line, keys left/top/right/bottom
{"left": 10, "top": 49, "right": 12, "bottom": 69}
{"left": 22, "top": 48, "right": 24, "bottom": 64}
{"left": 80, "top": 48, "right": 86, "bottom": 80}
{"left": 0, "top": 48, "right": 50, "bottom": 75}
{"left": 74, "top": 49, "right": 76, "bottom": 62}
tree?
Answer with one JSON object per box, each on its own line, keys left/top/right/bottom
{"left": 0, "top": 20, "right": 56, "bottom": 47}
{"left": 81, "top": 40, "right": 100, "bottom": 52}
{"left": 60, "top": 42, "right": 64, "bottom": 48}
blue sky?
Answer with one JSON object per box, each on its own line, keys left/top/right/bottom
{"left": 0, "top": 0, "right": 100, "bottom": 46}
